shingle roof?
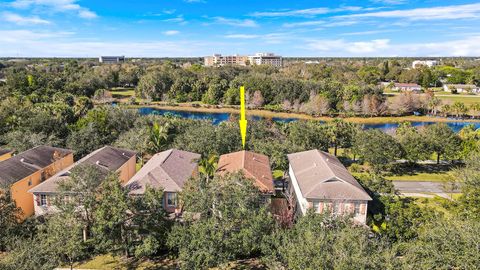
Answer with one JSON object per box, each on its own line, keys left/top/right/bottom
{"left": 0, "top": 146, "right": 72, "bottom": 186}
{"left": 29, "top": 146, "right": 136, "bottom": 193}
{"left": 0, "top": 149, "right": 13, "bottom": 156}
{"left": 217, "top": 151, "right": 274, "bottom": 193}
{"left": 288, "top": 150, "right": 372, "bottom": 201}
{"left": 125, "top": 149, "right": 200, "bottom": 194}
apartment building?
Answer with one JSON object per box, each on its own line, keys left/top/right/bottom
{"left": 204, "top": 52, "right": 282, "bottom": 67}
{"left": 99, "top": 56, "right": 125, "bottom": 64}
{"left": 204, "top": 54, "right": 248, "bottom": 66}
{"left": 248, "top": 53, "right": 283, "bottom": 68}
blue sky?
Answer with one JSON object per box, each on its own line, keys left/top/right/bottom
{"left": 1, "top": 0, "right": 480, "bottom": 57}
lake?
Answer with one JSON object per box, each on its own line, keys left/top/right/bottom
{"left": 138, "top": 107, "right": 480, "bottom": 133}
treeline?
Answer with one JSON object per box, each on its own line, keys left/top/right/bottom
{"left": 1, "top": 58, "right": 480, "bottom": 117}
{"left": 1, "top": 154, "right": 480, "bottom": 269}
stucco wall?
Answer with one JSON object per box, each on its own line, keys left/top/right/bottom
{"left": 288, "top": 164, "right": 369, "bottom": 224}
{"left": 0, "top": 152, "right": 12, "bottom": 162}
{"left": 12, "top": 153, "right": 74, "bottom": 219}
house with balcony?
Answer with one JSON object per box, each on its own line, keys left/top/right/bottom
{"left": 287, "top": 149, "right": 372, "bottom": 224}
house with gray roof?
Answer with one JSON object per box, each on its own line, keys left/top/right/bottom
{"left": 0, "top": 149, "right": 13, "bottom": 162}
{"left": 29, "top": 146, "right": 136, "bottom": 216}
{"left": 125, "top": 149, "right": 200, "bottom": 213}
{"left": 287, "top": 149, "right": 372, "bottom": 224}
{"left": 0, "top": 146, "right": 73, "bottom": 218}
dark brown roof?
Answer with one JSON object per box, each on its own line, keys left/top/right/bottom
{"left": 0, "top": 146, "right": 72, "bottom": 186}
{"left": 126, "top": 149, "right": 201, "bottom": 194}
{"left": 29, "top": 146, "right": 136, "bottom": 193}
{"left": 288, "top": 150, "right": 372, "bottom": 201}
{"left": 0, "top": 149, "right": 13, "bottom": 156}
{"left": 217, "top": 151, "right": 274, "bottom": 193}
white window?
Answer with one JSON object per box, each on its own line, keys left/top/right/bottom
{"left": 166, "top": 193, "right": 177, "bottom": 207}
{"left": 40, "top": 194, "right": 47, "bottom": 206}
{"left": 333, "top": 202, "right": 339, "bottom": 214}
{"left": 312, "top": 201, "right": 320, "bottom": 213}
{"left": 354, "top": 203, "right": 361, "bottom": 215}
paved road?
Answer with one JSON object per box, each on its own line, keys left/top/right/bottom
{"left": 393, "top": 181, "right": 460, "bottom": 199}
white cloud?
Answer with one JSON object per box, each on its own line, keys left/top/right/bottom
{"left": 212, "top": 17, "right": 258, "bottom": 27}
{"left": 10, "top": 0, "right": 98, "bottom": 19}
{"left": 162, "top": 15, "right": 187, "bottom": 24}
{"left": 338, "top": 3, "right": 480, "bottom": 20}
{"left": 250, "top": 6, "right": 377, "bottom": 17}
{"left": 0, "top": 30, "right": 73, "bottom": 42}
{"left": 283, "top": 20, "right": 325, "bottom": 28}
{"left": 370, "top": 0, "right": 406, "bottom": 5}
{"left": 0, "top": 33, "right": 214, "bottom": 57}
{"left": 340, "top": 30, "right": 393, "bottom": 36}
{"left": 225, "top": 34, "right": 259, "bottom": 39}
{"left": 2, "top": 11, "right": 50, "bottom": 25}
{"left": 163, "top": 30, "right": 180, "bottom": 35}
{"left": 305, "top": 36, "right": 480, "bottom": 56}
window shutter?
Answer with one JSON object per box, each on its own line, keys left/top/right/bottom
{"left": 360, "top": 203, "right": 366, "bottom": 215}
{"left": 349, "top": 203, "right": 354, "bottom": 214}
{"left": 35, "top": 195, "right": 40, "bottom": 206}
{"left": 319, "top": 202, "right": 324, "bottom": 213}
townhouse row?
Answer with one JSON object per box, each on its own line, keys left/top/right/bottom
{"left": 0, "top": 146, "right": 371, "bottom": 224}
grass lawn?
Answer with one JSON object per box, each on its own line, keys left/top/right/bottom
{"left": 72, "top": 254, "right": 176, "bottom": 270}
{"left": 385, "top": 164, "right": 454, "bottom": 182}
{"left": 437, "top": 95, "right": 480, "bottom": 106}
{"left": 71, "top": 254, "right": 265, "bottom": 270}
{"left": 109, "top": 88, "right": 136, "bottom": 99}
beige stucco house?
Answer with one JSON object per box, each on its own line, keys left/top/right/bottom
{"left": 0, "top": 146, "right": 74, "bottom": 219}
{"left": 125, "top": 149, "right": 200, "bottom": 213}
{"left": 287, "top": 149, "right": 372, "bottom": 224}
{"left": 29, "top": 146, "right": 136, "bottom": 216}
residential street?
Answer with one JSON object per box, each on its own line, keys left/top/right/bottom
{"left": 393, "top": 181, "right": 460, "bottom": 199}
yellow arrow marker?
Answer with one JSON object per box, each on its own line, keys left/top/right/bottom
{"left": 239, "top": 86, "right": 247, "bottom": 148}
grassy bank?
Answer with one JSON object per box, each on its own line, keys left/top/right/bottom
{"left": 123, "top": 103, "right": 480, "bottom": 124}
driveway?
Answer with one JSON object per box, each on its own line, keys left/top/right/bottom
{"left": 393, "top": 181, "right": 460, "bottom": 199}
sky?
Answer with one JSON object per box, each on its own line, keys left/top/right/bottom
{"left": 1, "top": 0, "right": 480, "bottom": 57}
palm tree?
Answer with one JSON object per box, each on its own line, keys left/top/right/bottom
{"left": 198, "top": 154, "right": 218, "bottom": 181}
{"left": 442, "top": 104, "right": 451, "bottom": 117}
{"left": 428, "top": 96, "right": 442, "bottom": 116}
{"left": 470, "top": 103, "right": 480, "bottom": 119}
{"left": 148, "top": 122, "right": 170, "bottom": 154}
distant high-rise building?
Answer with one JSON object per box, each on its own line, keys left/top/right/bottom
{"left": 412, "top": 60, "right": 438, "bottom": 68}
{"left": 204, "top": 54, "right": 248, "bottom": 66}
{"left": 99, "top": 56, "right": 125, "bottom": 64}
{"left": 204, "top": 52, "right": 282, "bottom": 67}
{"left": 248, "top": 52, "right": 283, "bottom": 68}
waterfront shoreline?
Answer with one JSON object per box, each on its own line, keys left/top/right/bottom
{"left": 123, "top": 103, "right": 480, "bottom": 124}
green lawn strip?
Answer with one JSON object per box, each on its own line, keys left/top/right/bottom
{"left": 384, "top": 172, "right": 448, "bottom": 182}
{"left": 109, "top": 88, "right": 136, "bottom": 98}
{"left": 72, "top": 254, "right": 176, "bottom": 270}
{"left": 386, "top": 164, "right": 454, "bottom": 182}
{"left": 437, "top": 95, "right": 480, "bottom": 106}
